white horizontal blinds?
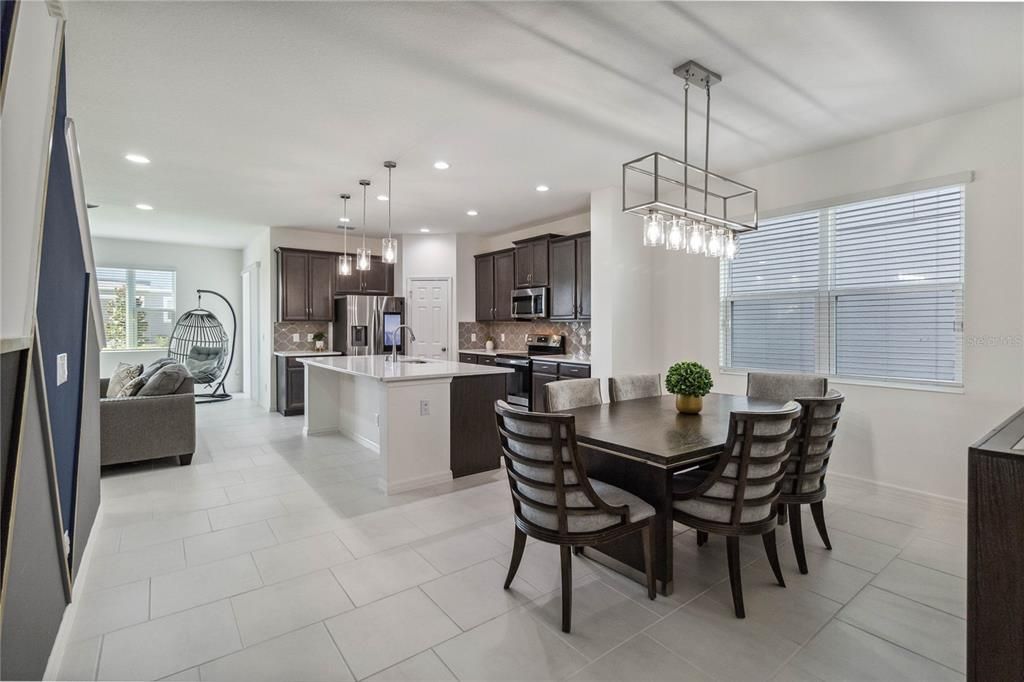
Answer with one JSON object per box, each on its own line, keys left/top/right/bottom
{"left": 723, "top": 211, "right": 820, "bottom": 372}
{"left": 830, "top": 185, "right": 964, "bottom": 384}
{"left": 96, "top": 267, "right": 176, "bottom": 349}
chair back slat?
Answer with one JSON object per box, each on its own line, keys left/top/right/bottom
{"left": 781, "top": 390, "right": 845, "bottom": 501}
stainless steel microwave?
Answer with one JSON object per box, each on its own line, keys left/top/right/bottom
{"left": 511, "top": 287, "right": 548, "bottom": 320}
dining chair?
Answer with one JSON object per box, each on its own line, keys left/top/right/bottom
{"left": 777, "top": 389, "right": 844, "bottom": 574}
{"left": 545, "top": 378, "right": 602, "bottom": 412}
{"left": 672, "top": 402, "right": 802, "bottom": 618}
{"left": 494, "top": 400, "right": 657, "bottom": 633}
{"left": 746, "top": 371, "right": 827, "bottom": 525}
{"left": 608, "top": 374, "right": 661, "bottom": 402}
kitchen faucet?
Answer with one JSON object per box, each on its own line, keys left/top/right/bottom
{"left": 390, "top": 325, "right": 416, "bottom": 363}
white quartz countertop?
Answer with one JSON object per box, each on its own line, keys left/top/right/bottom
{"left": 458, "top": 349, "right": 527, "bottom": 357}
{"left": 300, "top": 354, "right": 513, "bottom": 382}
{"left": 274, "top": 351, "right": 343, "bottom": 357}
{"left": 536, "top": 354, "right": 591, "bottom": 365}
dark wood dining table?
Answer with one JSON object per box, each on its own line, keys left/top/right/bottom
{"left": 562, "top": 392, "right": 791, "bottom": 595}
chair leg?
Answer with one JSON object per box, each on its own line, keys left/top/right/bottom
{"left": 503, "top": 528, "right": 527, "bottom": 589}
{"left": 726, "top": 536, "right": 745, "bottom": 618}
{"left": 762, "top": 529, "right": 786, "bottom": 588}
{"left": 560, "top": 545, "right": 573, "bottom": 633}
{"left": 788, "top": 503, "right": 808, "bottom": 575}
{"left": 179, "top": 453, "right": 194, "bottom": 466}
{"left": 641, "top": 523, "right": 655, "bottom": 600}
{"left": 696, "top": 530, "right": 708, "bottom": 547}
{"left": 573, "top": 546, "right": 583, "bottom": 555}
{"left": 777, "top": 503, "right": 788, "bottom": 525}
{"left": 810, "top": 501, "right": 832, "bottom": 550}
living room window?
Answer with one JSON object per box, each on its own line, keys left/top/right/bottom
{"left": 720, "top": 184, "right": 965, "bottom": 388}
{"left": 97, "top": 267, "right": 177, "bottom": 350}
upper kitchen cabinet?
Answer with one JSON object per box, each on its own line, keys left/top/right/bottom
{"left": 335, "top": 255, "right": 394, "bottom": 296}
{"left": 277, "top": 248, "right": 335, "bottom": 321}
{"left": 475, "top": 249, "right": 515, "bottom": 321}
{"left": 513, "top": 234, "right": 557, "bottom": 287}
{"left": 548, "top": 232, "right": 591, "bottom": 320}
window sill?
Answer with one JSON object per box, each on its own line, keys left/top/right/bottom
{"left": 718, "top": 368, "right": 965, "bottom": 395}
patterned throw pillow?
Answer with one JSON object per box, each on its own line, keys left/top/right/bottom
{"left": 137, "top": 363, "right": 191, "bottom": 396}
{"left": 118, "top": 375, "right": 147, "bottom": 397}
{"left": 106, "top": 362, "right": 143, "bottom": 398}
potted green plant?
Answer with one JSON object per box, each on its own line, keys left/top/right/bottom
{"left": 665, "top": 361, "right": 713, "bottom": 414}
{"left": 312, "top": 331, "right": 327, "bottom": 352}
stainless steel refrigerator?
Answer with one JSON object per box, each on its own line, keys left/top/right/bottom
{"left": 332, "top": 296, "right": 406, "bottom": 356}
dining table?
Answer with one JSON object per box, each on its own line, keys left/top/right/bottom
{"left": 562, "top": 391, "right": 792, "bottom": 595}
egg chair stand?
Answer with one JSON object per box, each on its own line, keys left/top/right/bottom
{"left": 168, "top": 289, "right": 236, "bottom": 404}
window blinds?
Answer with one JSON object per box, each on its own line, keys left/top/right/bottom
{"left": 97, "top": 267, "right": 177, "bottom": 349}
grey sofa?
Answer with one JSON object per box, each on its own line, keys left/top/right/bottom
{"left": 99, "top": 375, "right": 196, "bottom": 466}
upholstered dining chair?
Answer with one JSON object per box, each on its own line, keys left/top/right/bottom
{"left": 494, "top": 400, "right": 657, "bottom": 632}
{"left": 545, "top": 378, "right": 602, "bottom": 412}
{"left": 777, "top": 389, "right": 845, "bottom": 574}
{"left": 672, "top": 402, "right": 802, "bottom": 618}
{"left": 746, "top": 371, "right": 827, "bottom": 525}
{"left": 608, "top": 374, "right": 661, "bottom": 402}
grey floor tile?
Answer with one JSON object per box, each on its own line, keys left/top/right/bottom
{"left": 434, "top": 608, "right": 589, "bottom": 681}
{"left": 747, "top": 551, "right": 873, "bottom": 605}
{"left": 68, "top": 579, "right": 149, "bottom": 642}
{"left": 83, "top": 538, "right": 186, "bottom": 592}
{"left": 159, "top": 667, "right": 201, "bottom": 681}
{"left": 151, "top": 554, "right": 263, "bottom": 618}
{"left": 334, "top": 508, "right": 428, "bottom": 558}
{"left": 898, "top": 536, "right": 967, "bottom": 578}
{"left": 325, "top": 588, "right": 461, "bottom": 679}
{"left": 331, "top": 547, "right": 441, "bottom": 606}
{"left": 421, "top": 559, "right": 542, "bottom": 630}
{"left": 267, "top": 507, "right": 348, "bottom": 543}
{"left": 251, "top": 532, "right": 354, "bottom": 584}
{"left": 413, "top": 526, "right": 509, "bottom": 574}
{"left": 806, "top": 528, "right": 900, "bottom": 573}
{"left": 230, "top": 568, "right": 354, "bottom": 646}
{"left": 493, "top": 541, "right": 595, "bottom": 594}
{"left": 199, "top": 623, "right": 353, "bottom": 682}
{"left": 837, "top": 586, "right": 967, "bottom": 673}
{"left": 183, "top": 521, "right": 278, "bottom": 567}
{"left": 569, "top": 634, "right": 715, "bottom": 682}
{"left": 208, "top": 497, "right": 289, "bottom": 531}
{"left": 825, "top": 509, "right": 917, "bottom": 548}
{"left": 785, "top": 620, "right": 963, "bottom": 681}
{"left": 57, "top": 636, "right": 101, "bottom": 681}
{"left": 118, "top": 510, "right": 211, "bottom": 551}
{"left": 98, "top": 600, "right": 242, "bottom": 680}
{"left": 363, "top": 650, "right": 456, "bottom": 682}
{"left": 646, "top": 593, "right": 800, "bottom": 681}
{"left": 871, "top": 558, "right": 966, "bottom": 618}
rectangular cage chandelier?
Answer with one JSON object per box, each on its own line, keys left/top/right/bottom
{"left": 622, "top": 61, "right": 758, "bottom": 259}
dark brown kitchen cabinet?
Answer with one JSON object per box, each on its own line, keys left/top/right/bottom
{"left": 513, "top": 234, "right": 557, "bottom": 287}
{"left": 532, "top": 360, "right": 592, "bottom": 412}
{"left": 475, "top": 249, "right": 515, "bottom": 322}
{"left": 276, "top": 356, "right": 306, "bottom": 416}
{"left": 458, "top": 353, "right": 479, "bottom": 364}
{"left": 335, "top": 255, "right": 394, "bottom": 296}
{"left": 548, "top": 232, "right": 591, "bottom": 321}
{"left": 278, "top": 248, "right": 334, "bottom": 321}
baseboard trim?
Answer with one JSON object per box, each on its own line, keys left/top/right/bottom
{"left": 384, "top": 470, "right": 453, "bottom": 495}
{"left": 829, "top": 471, "right": 966, "bottom": 506}
{"left": 43, "top": 500, "right": 103, "bottom": 680}
{"left": 303, "top": 425, "right": 339, "bottom": 437}
{"left": 334, "top": 427, "right": 380, "bottom": 454}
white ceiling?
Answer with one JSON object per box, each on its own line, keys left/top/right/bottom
{"left": 65, "top": 1, "right": 1022, "bottom": 249}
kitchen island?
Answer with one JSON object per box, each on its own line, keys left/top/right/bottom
{"left": 300, "top": 355, "right": 512, "bottom": 494}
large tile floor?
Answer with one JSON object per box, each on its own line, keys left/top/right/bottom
{"left": 60, "top": 399, "right": 968, "bottom": 681}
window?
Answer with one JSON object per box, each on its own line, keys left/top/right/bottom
{"left": 97, "top": 267, "right": 177, "bottom": 350}
{"left": 720, "top": 185, "right": 964, "bottom": 387}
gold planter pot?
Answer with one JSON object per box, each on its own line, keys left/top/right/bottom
{"left": 675, "top": 394, "right": 703, "bottom": 414}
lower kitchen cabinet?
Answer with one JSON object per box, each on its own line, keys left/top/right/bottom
{"left": 276, "top": 356, "right": 307, "bottom": 416}
{"left": 531, "top": 361, "right": 592, "bottom": 412}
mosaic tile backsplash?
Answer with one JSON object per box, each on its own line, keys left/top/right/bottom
{"left": 274, "top": 321, "right": 331, "bottom": 352}
{"left": 458, "top": 321, "right": 592, "bottom": 357}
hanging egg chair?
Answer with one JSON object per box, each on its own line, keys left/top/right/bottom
{"left": 168, "top": 289, "right": 236, "bottom": 403}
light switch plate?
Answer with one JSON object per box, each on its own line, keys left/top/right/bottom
{"left": 500, "top": 333, "right": 505, "bottom": 342}
{"left": 420, "top": 400, "right": 430, "bottom": 416}
{"left": 471, "top": 333, "right": 477, "bottom": 342}
{"left": 292, "top": 333, "right": 300, "bottom": 342}
{"left": 307, "top": 333, "right": 314, "bottom": 342}
{"left": 56, "top": 353, "right": 68, "bottom": 385}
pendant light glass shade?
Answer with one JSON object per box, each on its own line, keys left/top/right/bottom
{"left": 338, "top": 254, "right": 352, "bottom": 276}
{"left": 724, "top": 232, "right": 737, "bottom": 260}
{"left": 643, "top": 212, "right": 665, "bottom": 247}
{"left": 381, "top": 161, "right": 398, "bottom": 264}
{"left": 666, "top": 219, "right": 685, "bottom": 251}
{"left": 687, "top": 223, "right": 706, "bottom": 255}
{"left": 356, "top": 248, "right": 371, "bottom": 271}
{"left": 707, "top": 227, "right": 723, "bottom": 258}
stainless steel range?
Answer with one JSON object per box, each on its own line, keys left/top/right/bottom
{"left": 494, "top": 334, "right": 565, "bottom": 409}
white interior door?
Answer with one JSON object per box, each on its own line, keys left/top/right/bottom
{"left": 407, "top": 278, "right": 450, "bottom": 360}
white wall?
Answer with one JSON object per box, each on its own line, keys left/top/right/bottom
{"left": 243, "top": 228, "right": 272, "bottom": 408}
{"left": 399, "top": 234, "right": 458, "bottom": 359}
{"left": 597, "top": 98, "right": 1023, "bottom": 501}
{"left": 92, "top": 238, "right": 245, "bottom": 393}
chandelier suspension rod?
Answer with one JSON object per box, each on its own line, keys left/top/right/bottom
{"left": 683, "top": 81, "right": 689, "bottom": 210}
{"left": 704, "top": 81, "right": 711, "bottom": 215}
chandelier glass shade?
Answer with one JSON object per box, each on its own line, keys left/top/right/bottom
{"left": 357, "top": 179, "right": 372, "bottom": 271}
{"left": 381, "top": 161, "right": 397, "bottom": 265}
{"left": 338, "top": 193, "right": 353, "bottom": 276}
{"left": 622, "top": 61, "right": 757, "bottom": 260}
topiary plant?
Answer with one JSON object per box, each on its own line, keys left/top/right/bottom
{"left": 665, "top": 361, "right": 713, "bottom": 397}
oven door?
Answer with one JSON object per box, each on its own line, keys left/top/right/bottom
{"left": 511, "top": 288, "right": 547, "bottom": 320}
{"left": 495, "top": 356, "right": 531, "bottom": 408}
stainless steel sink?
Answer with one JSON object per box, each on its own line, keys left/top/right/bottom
{"left": 398, "top": 359, "right": 430, "bottom": 364}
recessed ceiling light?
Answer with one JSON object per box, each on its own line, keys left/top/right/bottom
{"left": 377, "top": 194, "right": 389, "bottom": 201}
{"left": 536, "top": 185, "right": 550, "bottom": 192}
{"left": 125, "top": 153, "right": 150, "bottom": 164}
{"left": 135, "top": 203, "right": 154, "bottom": 210}
{"left": 420, "top": 227, "right": 431, "bottom": 233}
{"left": 466, "top": 210, "right": 478, "bottom": 216}
{"left": 433, "top": 161, "right": 450, "bottom": 170}
{"left": 338, "top": 217, "right": 350, "bottom": 223}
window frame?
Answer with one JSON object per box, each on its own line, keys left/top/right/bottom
{"left": 96, "top": 265, "right": 178, "bottom": 351}
{"left": 720, "top": 179, "right": 967, "bottom": 393}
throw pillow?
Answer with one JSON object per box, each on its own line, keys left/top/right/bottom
{"left": 107, "top": 362, "right": 143, "bottom": 398}
{"left": 137, "top": 363, "right": 191, "bottom": 396}
{"left": 118, "top": 375, "right": 147, "bottom": 397}
{"left": 140, "top": 357, "right": 176, "bottom": 382}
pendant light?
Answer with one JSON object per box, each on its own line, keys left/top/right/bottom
{"left": 356, "top": 179, "right": 372, "bottom": 271}
{"left": 381, "top": 161, "right": 397, "bottom": 264}
{"left": 337, "top": 193, "right": 353, "bottom": 276}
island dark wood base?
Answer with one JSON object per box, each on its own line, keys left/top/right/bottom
{"left": 450, "top": 374, "right": 507, "bottom": 478}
